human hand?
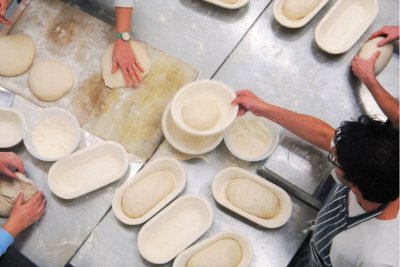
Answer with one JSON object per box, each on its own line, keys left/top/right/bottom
{"left": 351, "top": 51, "right": 380, "bottom": 85}
{"left": 0, "top": 0, "right": 11, "bottom": 26}
{"left": 2, "top": 191, "right": 46, "bottom": 238}
{"left": 112, "top": 39, "right": 144, "bottom": 87}
{"left": 369, "top": 26, "right": 400, "bottom": 47}
{"left": 0, "top": 152, "right": 24, "bottom": 179}
{"left": 231, "top": 89, "right": 268, "bottom": 116}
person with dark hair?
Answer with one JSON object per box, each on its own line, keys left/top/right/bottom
{"left": 232, "top": 89, "right": 399, "bottom": 267}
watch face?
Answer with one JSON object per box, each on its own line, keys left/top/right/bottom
{"left": 122, "top": 32, "right": 131, "bottom": 41}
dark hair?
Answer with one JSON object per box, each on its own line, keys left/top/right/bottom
{"left": 335, "top": 115, "right": 399, "bottom": 203}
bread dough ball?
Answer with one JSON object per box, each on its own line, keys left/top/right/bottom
{"left": 181, "top": 98, "right": 220, "bottom": 131}
{"left": 0, "top": 172, "right": 38, "bottom": 217}
{"left": 283, "top": 0, "right": 321, "bottom": 20}
{"left": 359, "top": 36, "right": 394, "bottom": 75}
{"left": 226, "top": 178, "right": 279, "bottom": 219}
{"left": 0, "top": 34, "right": 35, "bottom": 77}
{"left": 101, "top": 41, "right": 152, "bottom": 89}
{"left": 186, "top": 238, "right": 243, "bottom": 267}
{"left": 28, "top": 60, "right": 75, "bottom": 102}
{"left": 122, "top": 170, "right": 175, "bottom": 218}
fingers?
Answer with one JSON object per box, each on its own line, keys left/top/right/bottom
{"left": 14, "top": 192, "right": 24, "bottom": 207}
{"left": 0, "top": 15, "right": 10, "bottom": 26}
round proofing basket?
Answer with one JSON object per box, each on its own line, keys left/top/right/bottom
{"left": 0, "top": 107, "right": 25, "bottom": 148}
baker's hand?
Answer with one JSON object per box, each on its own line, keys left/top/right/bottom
{"left": 231, "top": 89, "right": 268, "bottom": 116}
{"left": 369, "top": 25, "right": 400, "bottom": 47}
{"left": 2, "top": 192, "right": 46, "bottom": 238}
{"left": 0, "top": 152, "right": 24, "bottom": 179}
{"left": 112, "top": 39, "right": 144, "bottom": 87}
{"left": 0, "top": 0, "right": 11, "bottom": 25}
{"left": 351, "top": 51, "right": 380, "bottom": 85}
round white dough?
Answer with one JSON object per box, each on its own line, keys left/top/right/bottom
{"left": 101, "top": 41, "right": 152, "bottom": 89}
{"left": 0, "top": 34, "right": 35, "bottom": 77}
{"left": 358, "top": 36, "right": 394, "bottom": 75}
{"left": 181, "top": 98, "right": 220, "bottom": 131}
{"left": 219, "top": 0, "right": 239, "bottom": 4}
{"left": 186, "top": 238, "right": 243, "bottom": 267}
{"left": 226, "top": 178, "right": 279, "bottom": 219}
{"left": 28, "top": 60, "right": 75, "bottom": 102}
{"left": 283, "top": 0, "right": 321, "bottom": 20}
{"left": 121, "top": 170, "right": 175, "bottom": 218}
{"left": 0, "top": 172, "right": 38, "bottom": 217}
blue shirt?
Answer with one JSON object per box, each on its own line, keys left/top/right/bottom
{"left": 0, "top": 227, "right": 14, "bottom": 256}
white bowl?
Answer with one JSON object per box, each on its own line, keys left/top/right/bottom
{"left": 112, "top": 157, "right": 186, "bottom": 225}
{"left": 173, "top": 231, "right": 253, "bottom": 267}
{"left": 224, "top": 114, "right": 280, "bottom": 162}
{"left": 23, "top": 107, "right": 81, "bottom": 161}
{"left": 212, "top": 167, "right": 292, "bottom": 228}
{"left": 315, "top": 0, "right": 379, "bottom": 54}
{"left": 170, "top": 80, "right": 238, "bottom": 137}
{"left": 162, "top": 103, "right": 224, "bottom": 155}
{"left": 138, "top": 195, "right": 213, "bottom": 264}
{"left": 273, "top": 0, "right": 329, "bottom": 28}
{"left": 48, "top": 141, "right": 129, "bottom": 199}
{"left": 0, "top": 108, "right": 25, "bottom": 148}
{"left": 200, "top": 0, "right": 249, "bottom": 9}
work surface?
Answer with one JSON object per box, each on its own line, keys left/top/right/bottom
{"left": 0, "top": 0, "right": 399, "bottom": 266}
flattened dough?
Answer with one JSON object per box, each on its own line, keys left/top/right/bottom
{"left": 226, "top": 178, "right": 279, "bottom": 219}
{"left": 0, "top": 34, "right": 35, "bottom": 77}
{"left": 283, "top": 0, "right": 321, "bottom": 20}
{"left": 0, "top": 173, "right": 38, "bottom": 217}
{"left": 359, "top": 36, "right": 394, "bottom": 75}
{"left": 121, "top": 170, "right": 175, "bottom": 218}
{"left": 181, "top": 98, "right": 220, "bottom": 130}
{"left": 186, "top": 238, "right": 243, "bottom": 267}
{"left": 101, "top": 41, "right": 152, "bottom": 89}
{"left": 28, "top": 60, "right": 75, "bottom": 102}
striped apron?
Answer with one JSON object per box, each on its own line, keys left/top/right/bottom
{"left": 309, "top": 184, "right": 388, "bottom": 267}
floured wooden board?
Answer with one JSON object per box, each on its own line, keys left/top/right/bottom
{"left": 0, "top": 0, "right": 198, "bottom": 160}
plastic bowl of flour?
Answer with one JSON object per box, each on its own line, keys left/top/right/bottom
{"left": 0, "top": 108, "right": 25, "bottom": 148}
{"left": 170, "top": 80, "right": 238, "bottom": 137}
{"left": 23, "top": 107, "right": 81, "bottom": 161}
{"left": 224, "top": 114, "right": 280, "bottom": 162}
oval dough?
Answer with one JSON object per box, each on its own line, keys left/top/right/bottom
{"left": 283, "top": 0, "right": 321, "bottom": 20}
{"left": 186, "top": 238, "right": 243, "bottom": 267}
{"left": 359, "top": 36, "right": 394, "bottom": 75}
{"left": 0, "top": 172, "right": 38, "bottom": 217}
{"left": 101, "top": 41, "right": 152, "bottom": 89}
{"left": 121, "top": 170, "right": 175, "bottom": 218}
{"left": 219, "top": 0, "right": 239, "bottom": 4}
{"left": 181, "top": 98, "right": 220, "bottom": 131}
{"left": 28, "top": 60, "right": 75, "bottom": 102}
{"left": 226, "top": 178, "right": 279, "bottom": 219}
{"left": 0, "top": 34, "right": 35, "bottom": 77}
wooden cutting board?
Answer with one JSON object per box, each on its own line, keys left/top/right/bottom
{"left": 0, "top": 0, "right": 198, "bottom": 161}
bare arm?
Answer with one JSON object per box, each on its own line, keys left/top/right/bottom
{"left": 232, "top": 89, "right": 335, "bottom": 151}
{"left": 369, "top": 25, "right": 400, "bottom": 46}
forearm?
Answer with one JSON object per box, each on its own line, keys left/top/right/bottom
{"left": 115, "top": 7, "right": 132, "bottom": 33}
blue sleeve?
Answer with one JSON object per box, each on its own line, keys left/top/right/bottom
{"left": 0, "top": 228, "right": 14, "bottom": 256}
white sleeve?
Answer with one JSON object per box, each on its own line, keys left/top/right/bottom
{"left": 114, "top": 0, "right": 135, "bottom": 7}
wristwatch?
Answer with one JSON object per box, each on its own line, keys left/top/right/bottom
{"left": 115, "top": 32, "right": 131, "bottom": 41}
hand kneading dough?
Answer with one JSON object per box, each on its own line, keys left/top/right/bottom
{"left": 101, "top": 41, "right": 152, "bottom": 89}
{"left": 28, "top": 60, "right": 75, "bottom": 101}
{"left": 0, "top": 173, "right": 38, "bottom": 217}
{"left": 358, "top": 37, "right": 394, "bottom": 75}
{"left": 226, "top": 178, "right": 279, "bottom": 219}
{"left": 181, "top": 98, "right": 220, "bottom": 130}
{"left": 283, "top": 0, "right": 321, "bottom": 20}
{"left": 0, "top": 34, "right": 35, "bottom": 77}
{"left": 186, "top": 238, "right": 243, "bottom": 267}
{"left": 122, "top": 170, "right": 175, "bottom": 218}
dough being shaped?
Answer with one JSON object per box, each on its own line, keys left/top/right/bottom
{"left": 283, "top": 0, "right": 321, "bottom": 20}
{"left": 0, "top": 172, "right": 38, "bottom": 217}
{"left": 359, "top": 36, "right": 394, "bottom": 75}
{"left": 181, "top": 98, "right": 220, "bottom": 131}
{"left": 101, "top": 41, "right": 152, "bottom": 89}
{"left": 121, "top": 170, "right": 175, "bottom": 218}
{"left": 0, "top": 34, "right": 35, "bottom": 77}
{"left": 186, "top": 238, "right": 243, "bottom": 267}
{"left": 226, "top": 178, "right": 279, "bottom": 219}
{"left": 219, "top": 0, "right": 239, "bottom": 4}
{"left": 28, "top": 60, "right": 75, "bottom": 102}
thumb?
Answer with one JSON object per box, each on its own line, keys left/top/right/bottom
{"left": 15, "top": 192, "right": 25, "bottom": 206}
{"left": 111, "top": 58, "right": 118, "bottom": 73}
{"left": 371, "top": 51, "right": 381, "bottom": 63}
